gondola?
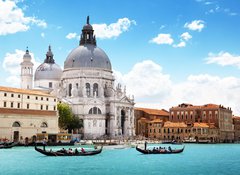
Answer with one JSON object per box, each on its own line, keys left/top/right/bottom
{"left": 136, "top": 146, "right": 185, "bottom": 154}
{"left": 0, "top": 142, "right": 17, "bottom": 149}
{"left": 34, "top": 145, "right": 103, "bottom": 156}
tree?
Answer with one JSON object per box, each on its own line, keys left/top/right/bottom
{"left": 57, "top": 103, "right": 83, "bottom": 132}
{"left": 57, "top": 103, "right": 73, "bottom": 130}
{"left": 67, "top": 115, "right": 83, "bottom": 133}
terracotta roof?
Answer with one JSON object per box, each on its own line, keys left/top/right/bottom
{"left": 149, "top": 118, "right": 163, "bottom": 123}
{"left": 233, "top": 116, "right": 240, "bottom": 119}
{"left": 208, "top": 123, "right": 217, "bottom": 129}
{"left": 138, "top": 117, "right": 149, "bottom": 122}
{"left": 193, "top": 122, "right": 209, "bottom": 128}
{"left": 135, "top": 107, "right": 169, "bottom": 116}
{"left": 170, "top": 103, "right": 230, "bottom": 110}
{"left": 0, "top": 86, "right": 54, "bottom": 97}
{"left": 163, "top": 121, "right": 187, "bottom": 128}
{"left": 0, "top": 108, "right": 57, "bottom": 116}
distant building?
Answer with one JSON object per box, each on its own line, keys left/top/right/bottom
{"left": 135, "top": 107, "right": 169, "bottom": 138}
{"left": 169, "top": 103, "right": 234, "bottom": 142}
{"left": 233, "top": 116, "right": 240, "bottom": 142}
{"left": 0, "top": 86, "right": 58, "bottom": 143}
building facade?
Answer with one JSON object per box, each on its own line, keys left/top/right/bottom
{"left": 169, "top": 103, "right": 234, "bottom": 142}
{"left": 18, "top": 16, "right": 135, "bottom": 139}
{"left": 0, "top": 86, "right": 58, "bottom": 143}
{"left": 135, "top": 107, "right": 169, "bottom": 138}
{"left": 233, "top": 116, "right": 240, "bottom": 142}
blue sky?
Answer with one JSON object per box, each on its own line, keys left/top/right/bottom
{"left": 1, "top": 0, "right": 240, "bottom": 114}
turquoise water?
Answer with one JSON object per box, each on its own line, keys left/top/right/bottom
{"left": 0, "top": 144, "right": 240, "bottom": 175}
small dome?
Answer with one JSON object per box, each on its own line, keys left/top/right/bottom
{"left": 83, "top": 24, "right": 93, "bottom": 30}
{"left": 34, "top": 45, "right": 62, "bottom": 81}
{"left": 23, "top": 48, "right": 32, "bottom": 61}
{"left": 64, "top": 44, "right": 112, "bottom": 70}
{"left": 35, "top": 63, "right": 62, "bottom": 80}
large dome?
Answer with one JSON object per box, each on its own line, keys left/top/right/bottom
{"left": 64, "top": 44, "right": 112, "bottom": 70}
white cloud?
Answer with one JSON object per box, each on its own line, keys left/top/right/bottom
{"left": 184, "top": 20, "right": 205, "bottom": 32}
{"left": 92, "top": 18, "right": 136, "bottom": 39}
{"left": 41, "top": 32, "right": 45, "bottom": 38}
{"left": 180, "top": 32, "right": 192, "bottom": 41}
{"left": 2, "top": 49, "right": 41, "bottom": 87}
{"left": 205, "top": 51, "right": 240, "bottom": 68}
{"left": 0, "top": 0, "right": 47, "bottom": 35}
{"left": 150, "top": 34, "right": 174, "bottom": 45}
{"left": 115, "top": 60, "right": 240, "bottom": 115}
{"left": 173, "top": 41, "right": 186, "bottom": 48}
{"left": 114, "top": 60, "right": 172, "bottom": 101}
{"left": 66, "top": 32, "right": 78, "bottom": 39}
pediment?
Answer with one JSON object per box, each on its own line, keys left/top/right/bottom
{"left": 119, "top": 96, "right": 132, "bottom": 104}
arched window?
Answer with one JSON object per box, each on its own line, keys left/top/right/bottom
{"left": 93, "top": 83, "right": 98, "bottom": 97}
{"left": 41, "top": 122, "right": 48, "bottom": 128}
{"left": 88, "top": 107, "right": 101, "bottom": 114}
{"left": 86, "top": 83, "right": 90, "bottom": 97}
{"left": 12, "top": 121, "right": 21, "bottom": 127}
{"left": 69, "top": 84, "right": 72, "bottom": 96}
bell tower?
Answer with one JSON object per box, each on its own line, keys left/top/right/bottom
{"left": 20, "top": 47, "right": 34, "bottom": 89}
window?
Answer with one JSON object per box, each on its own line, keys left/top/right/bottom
{"left": 41, "top": 105, "right": 43, "bottom": 110}
{"left": 49, "top": 82, "right": 52, "bottom": 88}
{"left": 46, "top": 105, "right": 48, "bottom": 110}
{"left": 54, "top": 106, "right": 56, "bottom": 110}
{"left": 11, "top": 94, "right": 14, "bottom": 97}
{"left": 11, "top": 102, "right": 13, "bottom": 108}
{"left": 4, "top": 102, "right": 6, "bottom": 107}
{"left": 27, "top": 104, "right": 29, "bottom": 109}
{"left": 88, "top": 107, "right": 102, "bottom": 114}
{"left": 41, "top": 97, "right": 43, "bottom": 100}
{"left": 46, "top": 98, "right": 49, "bottom": 101}
{"left": 93, "top": 83, "right": 98, "bottom": 97}
{"left": 36, "top": 96, "right": 38, "bottom": 100}
{"left": 12, "top": 121, "right": 21, "bottom": 127}
{"left": 27, "top": 96, "right": 30, "bottom": 99}
{"left": 41, "top": 122, "right": 48, "bottom": 128}
{"left": 86, "top": 83, "right": 90, "bottom": 97}
{"left": 4, "top": 93, "right": 7, "bottom": 97}
{"left": 18, "top": 94, "right": 21, "bottom": 98}
{"left": 69, "top": 84, "right": 72, "bottom": 96}
{"left": 54, "top": 99, "right": 56, "bottom": 102}
{"left": 17, "top": 103, "right": 20, "bottom": 108}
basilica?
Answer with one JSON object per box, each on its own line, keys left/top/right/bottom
{"left": 20, "top": 17, "right": 135, "bottom": 139}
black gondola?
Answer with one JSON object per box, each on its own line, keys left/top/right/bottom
{"left": 136, "top": 146, "right": 185, "bottom": 154}
{"left": 34, "top": 145, "right": 103, "bottom": 156}
{"left": 0, "top": 142, "right": 17, "bottom": 149}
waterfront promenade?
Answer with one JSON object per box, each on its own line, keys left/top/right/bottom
{"left": 0, "top": 144, "right": 239, "bottom": 175}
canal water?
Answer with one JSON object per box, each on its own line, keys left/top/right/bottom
{"left": 0, "top": 144, "right": 239, "bottom": 175}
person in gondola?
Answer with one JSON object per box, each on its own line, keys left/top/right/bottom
{"left": 75, "top": 148, "right": 79, "bottom": 154}
{"left": 81, "top": 147, "right": 85, "bottom": 153}
{"left": 144, "top": 141, "right": 147, "bottom": 150}
{"left": 42, "top": 138, "right": 47, "bottom": 151}
{"left": 168, "top": 146, "right": 172, "bottom": 152}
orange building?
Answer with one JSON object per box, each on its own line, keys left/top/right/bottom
{"left": 169, "top": 103, "right": 234, "bottom": 142}
{"left": 233, "top": 116, "right": 240, "bottom": 142}
{"left": 135, "top": 107, "right": 169, "bottom": 138}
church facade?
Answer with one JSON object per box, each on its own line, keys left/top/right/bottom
{"left": 22, "top": 17, "right": 135, "bottom": 139}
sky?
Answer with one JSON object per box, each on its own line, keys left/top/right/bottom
{"left": 1, "top": 0, "right": 240, "bottom": 115}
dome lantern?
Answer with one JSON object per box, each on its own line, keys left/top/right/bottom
{"left": 79, "top": 16, "right": 96, "bottom": 46}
